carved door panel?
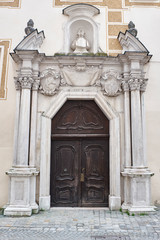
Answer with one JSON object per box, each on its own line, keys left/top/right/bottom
{"left": 50, "top": 140, "right": 80, "bottom": 207}
{"left": 51, "top": 100, "right": 109, "bottom": 207}
{"left": 50, "top": 138, "right": 109, "bottom": 207}
{"left": 81, "top": 139, "right": 109, "bottom": 207}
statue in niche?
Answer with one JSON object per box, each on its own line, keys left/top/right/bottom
{"left": 71, "top": 29, "right": 90, "bottom": 54}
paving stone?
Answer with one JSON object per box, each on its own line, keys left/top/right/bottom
{"left": 0, "top": 208, "right": 160, "bottom": 239}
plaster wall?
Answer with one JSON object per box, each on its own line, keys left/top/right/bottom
{"left": 0, "top": 0, "right": 160, "bottom": 207}
{"left": 145, "top": 62, "right": 160, "bottom": 204}
{"left": 0, "top": 61, "right": 16, "bottom": 206}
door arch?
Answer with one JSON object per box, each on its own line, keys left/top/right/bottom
{"left": 50, "top": 100, "right": 109, "bottom": 207}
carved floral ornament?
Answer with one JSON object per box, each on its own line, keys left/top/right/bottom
{"left": 14, "top": 76, "right": 34, "bottom": 89}
{"left": 122, "top": 77, "right": 148, "bottom": 92}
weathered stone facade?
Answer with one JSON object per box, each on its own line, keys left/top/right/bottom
{"left": 3, "top": 4, "right": 156, "bottom": 216}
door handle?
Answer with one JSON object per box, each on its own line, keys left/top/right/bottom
{"left": 80, "top": 168, "right": 85, "bottom": 182}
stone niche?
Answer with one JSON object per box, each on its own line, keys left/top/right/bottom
{"left": 4, "top": 4, "right": 156, "bottom": 216}
{"left": 62, "top": 4, "right": 100, "bottom": 54}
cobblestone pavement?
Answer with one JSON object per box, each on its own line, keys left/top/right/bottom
{"left": 0, "top": 208, "right": 160, "bottom": 240}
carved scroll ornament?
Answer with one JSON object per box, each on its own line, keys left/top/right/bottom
{"left": 100, "top": 70, "right": 122, "bottom": 97}
{"left": 39, "top": 68, "right": 61, "bottom": 96}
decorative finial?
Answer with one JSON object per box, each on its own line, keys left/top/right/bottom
{"left": 25, "top": 19, "right": 35, "bottom": 35}
{"left": 128, "top": 21, "right": 137, "bottom": 37}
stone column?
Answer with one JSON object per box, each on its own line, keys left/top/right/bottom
{"left": 4, "top": 53, "right": 39, "bottom": 216}
{"left": 16, "top": 76, "right": 33, "bottom": 166}
{"left": 129, "top": 77, "right": 144, "bottom": 167}
{"left": 122, "top": 75, "right": 155, "bottom": 214}
{"left": 122, "top": 79, "right": 131, "bottom": 168}
{"left": 140, "top": 78, "right": 148, "bottom": 167}
{"left": 29, "top": 70, "right": 40, "bottom": 167}
{"left": 29, "top": 66, "right": 40, "bottom": 213}
{"left": 13, "top": 79, "right": 21, "bottom": 167}
{"left": 121, "top": 78, "right": 132, "bottom": 211}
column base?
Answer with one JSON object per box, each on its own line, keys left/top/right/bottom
{"left": 121, "top": 203, "right": 156, "bottom": 214}
{"left": 109, "top": 195, "right": 121, "bottom": 210}
{"left": 4, "top": 205, "right": 32, "bottom": 216}
{"left": 5, "top": 167, "right": 39, "bottom": 217}
{"left": 39, "top": 196, "right": 50, "bottom": 210}
{"left": 121, "top": 168, "right": 156, "bottom": 214}
{"left": 31, "top": 203, "right": 39, "bottom": 214}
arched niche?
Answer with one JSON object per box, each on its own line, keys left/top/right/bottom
{"left": 62, "top": 4, "right": 100, "bottom": 54}
{"left": 70, "top": 19, "right": 94, "bottom": 53}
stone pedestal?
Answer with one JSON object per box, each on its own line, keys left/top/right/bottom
{"left": 4, "top": 168, "right": 39, "bottom": 216}
{"left": 122, "top": 168, "right": 156, "bottom": 214}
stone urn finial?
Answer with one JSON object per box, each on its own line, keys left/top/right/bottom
{"left": 128, "top": 21, "right": 137, "bottom": 37}
{"left": 25, "top": 19, "right": 35, "bottom": 35}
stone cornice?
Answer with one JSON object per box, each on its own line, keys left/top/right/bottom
{"left": 118, "top": 30, "right": 149, "bottom": 53}
{"left": 14, "top": 29, "right": 45, "bottom": 51}
{"left": 62, "top": 3, "right": 100, "bottom": 17}
{"left": 118, "top": 51, "right": 152, "bottom": 65}
{"left": 11, "top": 52, "right": 150, "bottom": 94}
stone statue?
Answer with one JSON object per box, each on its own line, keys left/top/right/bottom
{"left": 128, "top": 21, "right": 137, "bottom": 37}
{"left": 25, "top": 19, "right": 35, "bottom": 35}
{"left": 71, "top": 29, "right": 90, "bottom": 54}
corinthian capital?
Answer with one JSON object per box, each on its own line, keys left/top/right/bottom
{"left": 128, "top": 78, "right": 142, "bottom": 91}
{"left": 14, "top": 77, "right": 21, "bottom": 90}
{"left": 140, "top": 78, "right": 148, "bottom": 92}
{"left": 19, "top": 76, "right": 33, "bottom": 89}
{"left": 121, "top": 80, "right": 129, "bottom": 92}
{"left": 32, "top": 77, "right": 40, "bottom": 91}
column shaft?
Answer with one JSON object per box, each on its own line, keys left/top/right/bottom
{"left": 13, "top": 87, "right": 21, "bottom": 166}
{"left": 124, "top": 90, "right": 131, "bottom": 167}
{"left": 17, "top": 88, "right": 31, "bottom": 166}
{"left": 131, "top": 89, "right": 144, "bottom": 167}
{"left": 29, "top": 89, "right": 38, "bottom": 167}
{"left": 141, "top": 91, "right": 147, "bottom": 167}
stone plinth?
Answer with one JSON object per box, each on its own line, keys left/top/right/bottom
{"left": 4, "top": 168, "right": 39, "bottom": 216}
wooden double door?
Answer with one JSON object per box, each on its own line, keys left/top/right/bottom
{"left": 50, "top": 100, "right": 109, "bottom": 207}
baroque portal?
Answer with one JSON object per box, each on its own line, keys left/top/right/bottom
{"left": 4, "top": 4, "right": 155, "bottom": 216}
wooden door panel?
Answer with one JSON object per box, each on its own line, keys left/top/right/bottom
{"left": 51, "top": 100, "right": 110, "bottom": 207}
{"left": 52, "top": 101, "right": 109, "bottom": 135}
{"left": 85, "top": 187, "right": 105, "bottom": 203}
{"left": 81, "top": 139, "right": 109, "bottom": 207}
{"left": 50, "top": 140, "right": 79, "bottom": 206}
{"left": 55, "top": 145, "right": 75, "bottom": 181}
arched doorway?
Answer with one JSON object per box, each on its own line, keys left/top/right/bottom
{"left": 50, "top": 100, "right": 109, "bottom": 207}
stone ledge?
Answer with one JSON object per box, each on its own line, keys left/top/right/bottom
{"left": 6, "top": 167, "right": 39, "bottom": 177}
{"left": 4, "top": 206, "right": 32, "bottom": 217}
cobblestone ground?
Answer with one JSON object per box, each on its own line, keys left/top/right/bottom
{"left": 0, "top": 208, "right": 160, "bottom": 240}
